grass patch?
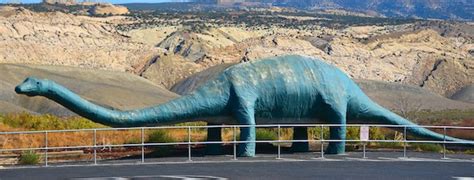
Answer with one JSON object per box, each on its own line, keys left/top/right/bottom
{"left": 412, "top": 109, "right": 474, "bottom": 122}
{"left": 368, "top": 142, "right": 403, "bottom": 149}
{"left": 464, "top": 149, "right": 474, "bottom": 155}
{"left": 411, "top": 143, "right": 444, "bottom": 153}
{"left": 256, "top": 129, "right": 277, "bottom": 141}
{"left": 0, "top": 113, "right": 104, "bottom": 130}
{"left": 18, "top": 150, "right": 41, "bottom": 165}
{"left": 147, "top": 129, "right": 175, "bottom": 143}
{"left": 145, "top": 130, "right": 176, "bottom": 157}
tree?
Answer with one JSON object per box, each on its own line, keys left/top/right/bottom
{"left": 393, "top": 92, "right": 422, "bottom": 141}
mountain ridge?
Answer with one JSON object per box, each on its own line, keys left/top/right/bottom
{"left": 192, "top": 0, "right": 474, "bottom": 21}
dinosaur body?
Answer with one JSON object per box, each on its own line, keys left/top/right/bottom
{"left": 15, "top": 55, "right": 470, "bottom": 157}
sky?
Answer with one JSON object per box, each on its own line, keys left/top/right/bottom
{"left": 1, "top": 0, "right": 190, "bottom": 4}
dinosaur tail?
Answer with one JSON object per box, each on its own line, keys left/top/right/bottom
{"left": 348, "top": 92, "right": 473, "bottom": 146}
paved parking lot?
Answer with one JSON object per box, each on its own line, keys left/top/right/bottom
{"left": 1, "top": 151, "right": 473, "bottom": 180}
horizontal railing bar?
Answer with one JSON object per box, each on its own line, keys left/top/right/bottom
{"left": 1, "top": 124, "right": 474, "bottom": 135}
{"left": 1, "top": 124, "right": 472, "bottom": 154}
{"left": 0, "top": 139, "right": 470, "bottom": 152}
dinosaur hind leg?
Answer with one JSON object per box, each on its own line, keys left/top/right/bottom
{"left": 205, "top": 123, "right": 224, "bottom": 155}
{"left": 233, "top": 102, "right": 256, "bottom": 157}
{"left": 236, "top": 111, "right": 256, "bottom": 157}
{"left": 291, "top": 127, "right": 309, "bottom": 152}
{"left": 325, "top": 106, "right": 347, "bottom": 155}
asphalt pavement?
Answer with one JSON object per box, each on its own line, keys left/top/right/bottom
{"left": 1, "top": 152, "right": 473, "bottom": 180}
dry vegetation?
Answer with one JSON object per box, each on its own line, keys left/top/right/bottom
{"left": 1, "top": 112, "right": 472, "bottom": 152}
{"left": 0, "top": 112, "right": 472, "bottom": 165}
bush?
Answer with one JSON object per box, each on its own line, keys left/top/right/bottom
{"left": 256, "top": 129, "right": 277, "bottom": 141}
{"left": 346, "top": 127, "right": 359, "bottom": 140}
{"left": 18, "top": 151, "right": 41, "bottom": 165}
{"left": 147, "top": 129, "right": 175, "bottom": 143}
{"left": 146, "top": 130, "right": 175, "bottom": 157}
{"left": 308, "top": 126, "right": 329, "bottom": 140}
{"left": 308, "top": 126, "right": 365, "bottom": 140}
{"left": 411, "top": 143, "right": 444, "bottom": 153}
{"left": 465, "top": 149, "right": 474, "bottom": 155}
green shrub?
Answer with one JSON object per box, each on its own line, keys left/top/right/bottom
{"left": 411, "top": 143, "right": 444, "bottom": 153}
{"left": 146, "top": 129, "right": 175, "bottom": 143}
{"left": 464, "top": 149, "right": 474, "bottom": 155}
{"left": 146, "top": 130, "right": 176, "bottom": 157}
{"left": 256, "top": 129, "right": 277, "bottom": 141}
{"left": 346, "top": 127, "right": 359, "bottom": 140}
{"left": 308, "top": 126, "right": 329, "bottom": 140}
{"left": 18, "top": 151, "right": 41, "bottom": 165}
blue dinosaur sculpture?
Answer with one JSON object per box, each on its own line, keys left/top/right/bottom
{"left": 15, "top": 55, "right": 471, "bottom": 157}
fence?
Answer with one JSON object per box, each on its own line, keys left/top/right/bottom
{"left": 0, "top": 124, "right": 473, "bottom": 166}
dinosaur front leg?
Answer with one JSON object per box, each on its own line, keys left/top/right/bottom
{"left": 205, "top": 123, "right": 224, "bottom": 155}
{"left": 291, "top": 127, "right": 309, "bottom": 152}
{"left": 325, "top": 108, "right": 347, "bottom": 155}
{"left": 326, "top": 125, "right": 347, "bottom": 154}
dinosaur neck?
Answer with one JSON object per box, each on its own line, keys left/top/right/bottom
{"left": 43, "top": 81, "right": 229, "bottom": 127}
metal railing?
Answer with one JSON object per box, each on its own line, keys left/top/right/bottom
{"left": 0, "top": 124, "right": 473, "bottom": 166}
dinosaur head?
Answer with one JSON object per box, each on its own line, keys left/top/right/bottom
{"left": 15, "top": 77, "right": 49, "bottom": 97}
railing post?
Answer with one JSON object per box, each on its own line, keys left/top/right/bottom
{"left": 141, "top": 127, "right": 145, "bottom": 163}
{"left": 44, "top": 131, "right": 48, "bottom": 167}
{"left": 363, "top": 142, "right": 366, "bottom": 159}
{"left": 443, "top": 127, "right": 447, "bottom": 159}
{"left": 277, "top": 125, "right": 281, "bottom": 159}
{"left": 187, "top": 126, "right": 192, "bottom": 162}
{"left": 403, "top": 126, "right": 407, "bottom": 158}
{"left": 233, "top": 126, "right": 237, "bottom": 160}
{"left": 362, "top": 125, "right": 368, "bottom": 159}
{"left": 320, "top": 125, "right": 324, "bottom": 159}
{"left": 93, "top": 129, "right": 97, "bottom": 165}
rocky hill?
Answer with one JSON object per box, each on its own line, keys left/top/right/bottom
{"left": 139, "top": 25, "right": 473, "bottom": 97}
{"left": 90, "top": 4, "right": 129, "bottom": 16}
{"left": 271, "top": 0, "right": 474, "bottom": 21}
{"left": 0, "top": 6, "right": 159, "bottom": 72}
{"left": 0, "top": 6, "right": 472, "bottom": 102}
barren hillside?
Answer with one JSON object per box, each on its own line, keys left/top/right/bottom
{"left": 0, "top": 6, "right": 160, "bottom": 72}
{"left": 141, "top": 26, "right": 473, "bottom": 97}
{"left": 0, "top": 5, "right": 472, "bottom": 99}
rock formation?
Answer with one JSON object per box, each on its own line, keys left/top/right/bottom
{"left": 90, "top": 4, "right": 130, "bottom": 16}
{"left": 0, "top": 7, "right": 472, "bottom": 99}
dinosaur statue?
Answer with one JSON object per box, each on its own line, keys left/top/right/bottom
{"left": 15, "top": 55, "right": 470, "bottom": 157}
{"left": 170, "top": 63, "right": 311, "bottom": 154}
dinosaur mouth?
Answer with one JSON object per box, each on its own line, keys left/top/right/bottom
{"left": 15, "top": 85, "right": 36, "bottom": 96}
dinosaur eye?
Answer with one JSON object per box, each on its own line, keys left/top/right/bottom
{"left": 36, "top": 82, "right": 40, "bottom": 85}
